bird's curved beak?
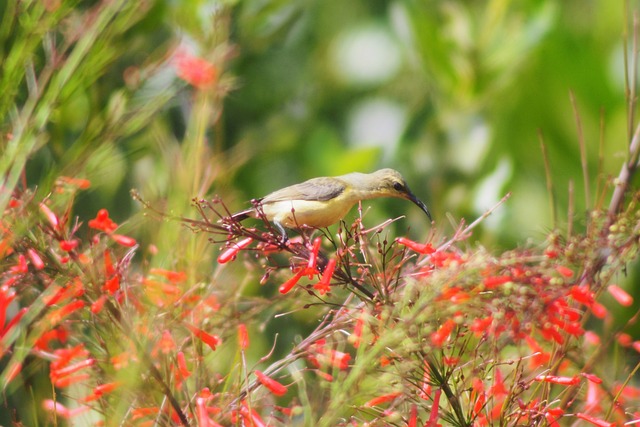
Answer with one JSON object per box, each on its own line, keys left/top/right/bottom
{"left": 406, "top": 191, "right": 432, "bottom": 222}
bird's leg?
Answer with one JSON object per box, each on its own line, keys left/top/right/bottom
{"left": 299, "top": 226, "right": 317, "bottom": 246}
{"left": 273, "top": 220, "right": 289, "bottom": 245}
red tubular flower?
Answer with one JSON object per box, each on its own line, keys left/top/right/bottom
{"left": 395, "top": 237, "right": 435, "bottom": 254}
{"left": 159, "top": 330, "right": 176, "bottom": 354}
{"left": 426, "top": 389, "right": 442, "bottom": 427}
{"left": 570, "top": 286, "right": 594, "bottom": 305}
{"left": 238, "top": 323, "right": 250, "bottom": 350}
{"left": 54, "top": 373, "right": 91, "bottom": 387}
{"left": 44, "top": 278, "right": 84, "bottom": 307}
{"left": 102, "top": 276, "right": 120, "bottom": 295}
{"left": 327, "top": 349, "right": 351, "bottom": 370}
{"left": 217, "top": 237, "right": 253, "bottom": 264}
{"left": 199, "top": 387, "right": 213, "bottom": 399}
{"left": 408, "top": 404, "right": 418, "bottom": 427}
{"left": 0, "top": 286, "right": 17, "bottom": 330}
{"left": 472, "top": 391, "right": 486, "bottom": 417}
{"left": 363, "top": 392, "right": 401, "bottom": 408}
{"left": 27, "top": 249, "right": 45, "bottom": 270}
{"left": 51, "top": 344, "right": 89, "bottom": 370}
{"left": 91, "top": 295, "right": 108, "bottom": 314}
{"left": 175, "top": 52, "right": 217, "bottom": 89}
{"left": 575, "top": 413, "right": 615, "bottom": 427}
{"left": 88, "top": 209, "right": 118, "bottom": 233}
{"left": 584, "top": 331, "right": 601, "bottom": 345}
{"left": 255, "top": 370, "right": 288, "bottom": 396}
{"left": 186, "top": 324, "right": 220, "bottom": 351}
{"left": 239, "top": 401, "right": 266, "bottom": 427}
{"left": 534, "top": 375, "right": 580, "bottom": 386}
{"left": 607, "top": 284, "right": 633, "bottom": 307}
{"left": 443, "top": 356, "right": 459, "bottom": 366}
{"left": 488, "top": 369, "right": 508, "bottom": 397}
{"left": 431, "top": 319, "right": 456, "bottom": 347}
{"left": 111, "top": 234, "right": 137, "bottom": 247}
{"left": 350, "top": 310, "right": 364, "bottom": 348}
{"left": 50, "top": 358, "right": 95, "bottom": 380}
{"left": 57, "top": 176, "right": 91, "bottom": 189}
{"left": 59, "top": 240, "right": 79, "bottom": 252}
{"left": 544, "top": 249, "right": 559, "bottom": 259}
{"left": 313, "top": 258, "right": 336, "bottom": 295}
{"left": 314, "top": 370, "right": 333, "bottom": 382}
{"left": 524, "top": 336, "right": 551, "bottom": 367}
{"left": 590, "top": 302, "right": 608, "bottom": 319}
{"left": 429, "top": 250, "right": 462, "bottom": 267}
{"left": 10, "top": 254, "right": 28, "bottom": 274}
{"left": 274, "top": 405, "right": 293, "bottom": 416}
{"left": 47, "top": 300, "right": 85, "bottom": 324}
{"left": 1, "top": 307, "right": 27, "bottom": 339}
{"left": 309, "top": 340, "right": 351, "bottom": 370}
{"left": 544, "top": 408, "right": 564, "bottom": 427}
{"left": 561, "top": 321, "right": 584, "bottom": 336}
{"left": 43, "top": 400, "right": 70, "bottom": 418}
{"left": 111, "top": 352, "right": 135, "bottom": 370}
{"left": 540, "top": 325, "right": 564, "bottom": 345}
{"left": 94, "top": 382, "right": 120, "bottom": 395}
{"left": 104, "top": 250, "right": 116, "bottom": 276}
{"left": 584, "top": 380, "right": 602, "bottom": 412}
{"left": 419, "top": 364, "right": 432, "bottom": 400}
{"left": 131, "top": 407, "right": 160, "bottom": 420}
{"left": 39, "top": 203, "right": 60, "bottom": 229}
{"left": 83, "top": 382, "right": 120, "bottom": 402}
{"left": 483, "top": 275, "right": 511, "bottom": 289}
{"left": 307, "top": 237, "right": 322, "bottom": 275}
{"left": 279, "top": 268, "right": 306, "bottom": 294}
{"left": 196, "top": 397, "right": 212, "bottom": 427}
{"left": 177, "top": 352, "right": 191, "bottom": 378}
{"left": 150, "top": 268, "right": 187, "bottom": 284}
{"left": 470, "top": 316, "right": 493, "bottom": 336}
{"left": 555, "top": 265, "right": 574, "bottom": 278}
{"left": 617, "top": 333, "right": 632, "bottom": 347}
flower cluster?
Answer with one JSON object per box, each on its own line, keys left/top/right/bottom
{"left": 2, "top": 178, "right": 640, "bottom": 426}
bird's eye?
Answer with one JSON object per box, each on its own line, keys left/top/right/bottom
{"left": 393, "top": 182, "right": 404, "bottom": 191}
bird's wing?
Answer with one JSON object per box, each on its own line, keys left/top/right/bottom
{"left": 261, "top": 177, "right": 346, "bottom": 203}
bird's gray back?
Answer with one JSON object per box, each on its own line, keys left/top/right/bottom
{"left": 261, "top": 177, "right": 346, "bottom": 203}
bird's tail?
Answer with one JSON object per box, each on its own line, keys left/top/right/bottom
{"left": 229, "top": 209, "right": 253, "bottom": 222}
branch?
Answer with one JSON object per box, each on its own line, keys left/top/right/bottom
{"left": 608, "top": 122, "right": 640, "bottom": 215}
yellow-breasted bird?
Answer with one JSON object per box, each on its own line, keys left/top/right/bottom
{"left": 228, "top": 168, "right": 432, "bottom": 239}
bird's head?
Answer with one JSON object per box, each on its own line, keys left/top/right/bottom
{"left": 370, "top": 169, "right": 433, "bottom": 221}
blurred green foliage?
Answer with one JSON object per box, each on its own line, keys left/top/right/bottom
{"left": 2, "top": 0, "right": 631, "bottom": 244}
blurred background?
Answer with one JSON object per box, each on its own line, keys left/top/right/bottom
{"left": 29, "top": 2, "right": 640, "bottom": 252}
{"left": 9, "top": 0, "right": 630, "bottom": 249}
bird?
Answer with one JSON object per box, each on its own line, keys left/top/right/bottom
{"left": 226, "top": 169, "right": 432, "bottom": 240}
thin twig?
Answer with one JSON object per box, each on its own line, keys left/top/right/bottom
{"left": 627, "top": 10, "right": 639, "bottom": 141}
{"left": 624, "top": 0, "right": 631, "bottom": 141}
{"left": 595, "top": 108, "right": 605, "bottom": 207}
{"left": 610, "top": 10, "right": 640, "bottom": 216}
{"left": 608, "top": 123, "right": 640, "bottom": 215}
{"left": 538, "top": 130, "right": 557, "bottom": 228}
{"left": 567, "top": 180, "right": 574, "bottom": 238}
{"left": 570, "top": 91, "right": 590, "bottom": 209}
{"left": 436, "top": 192, "right": 512, "bottom": 253}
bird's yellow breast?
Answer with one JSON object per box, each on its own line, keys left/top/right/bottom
{"left": 260, "top": 194, "right": 358, "bottom": 228}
